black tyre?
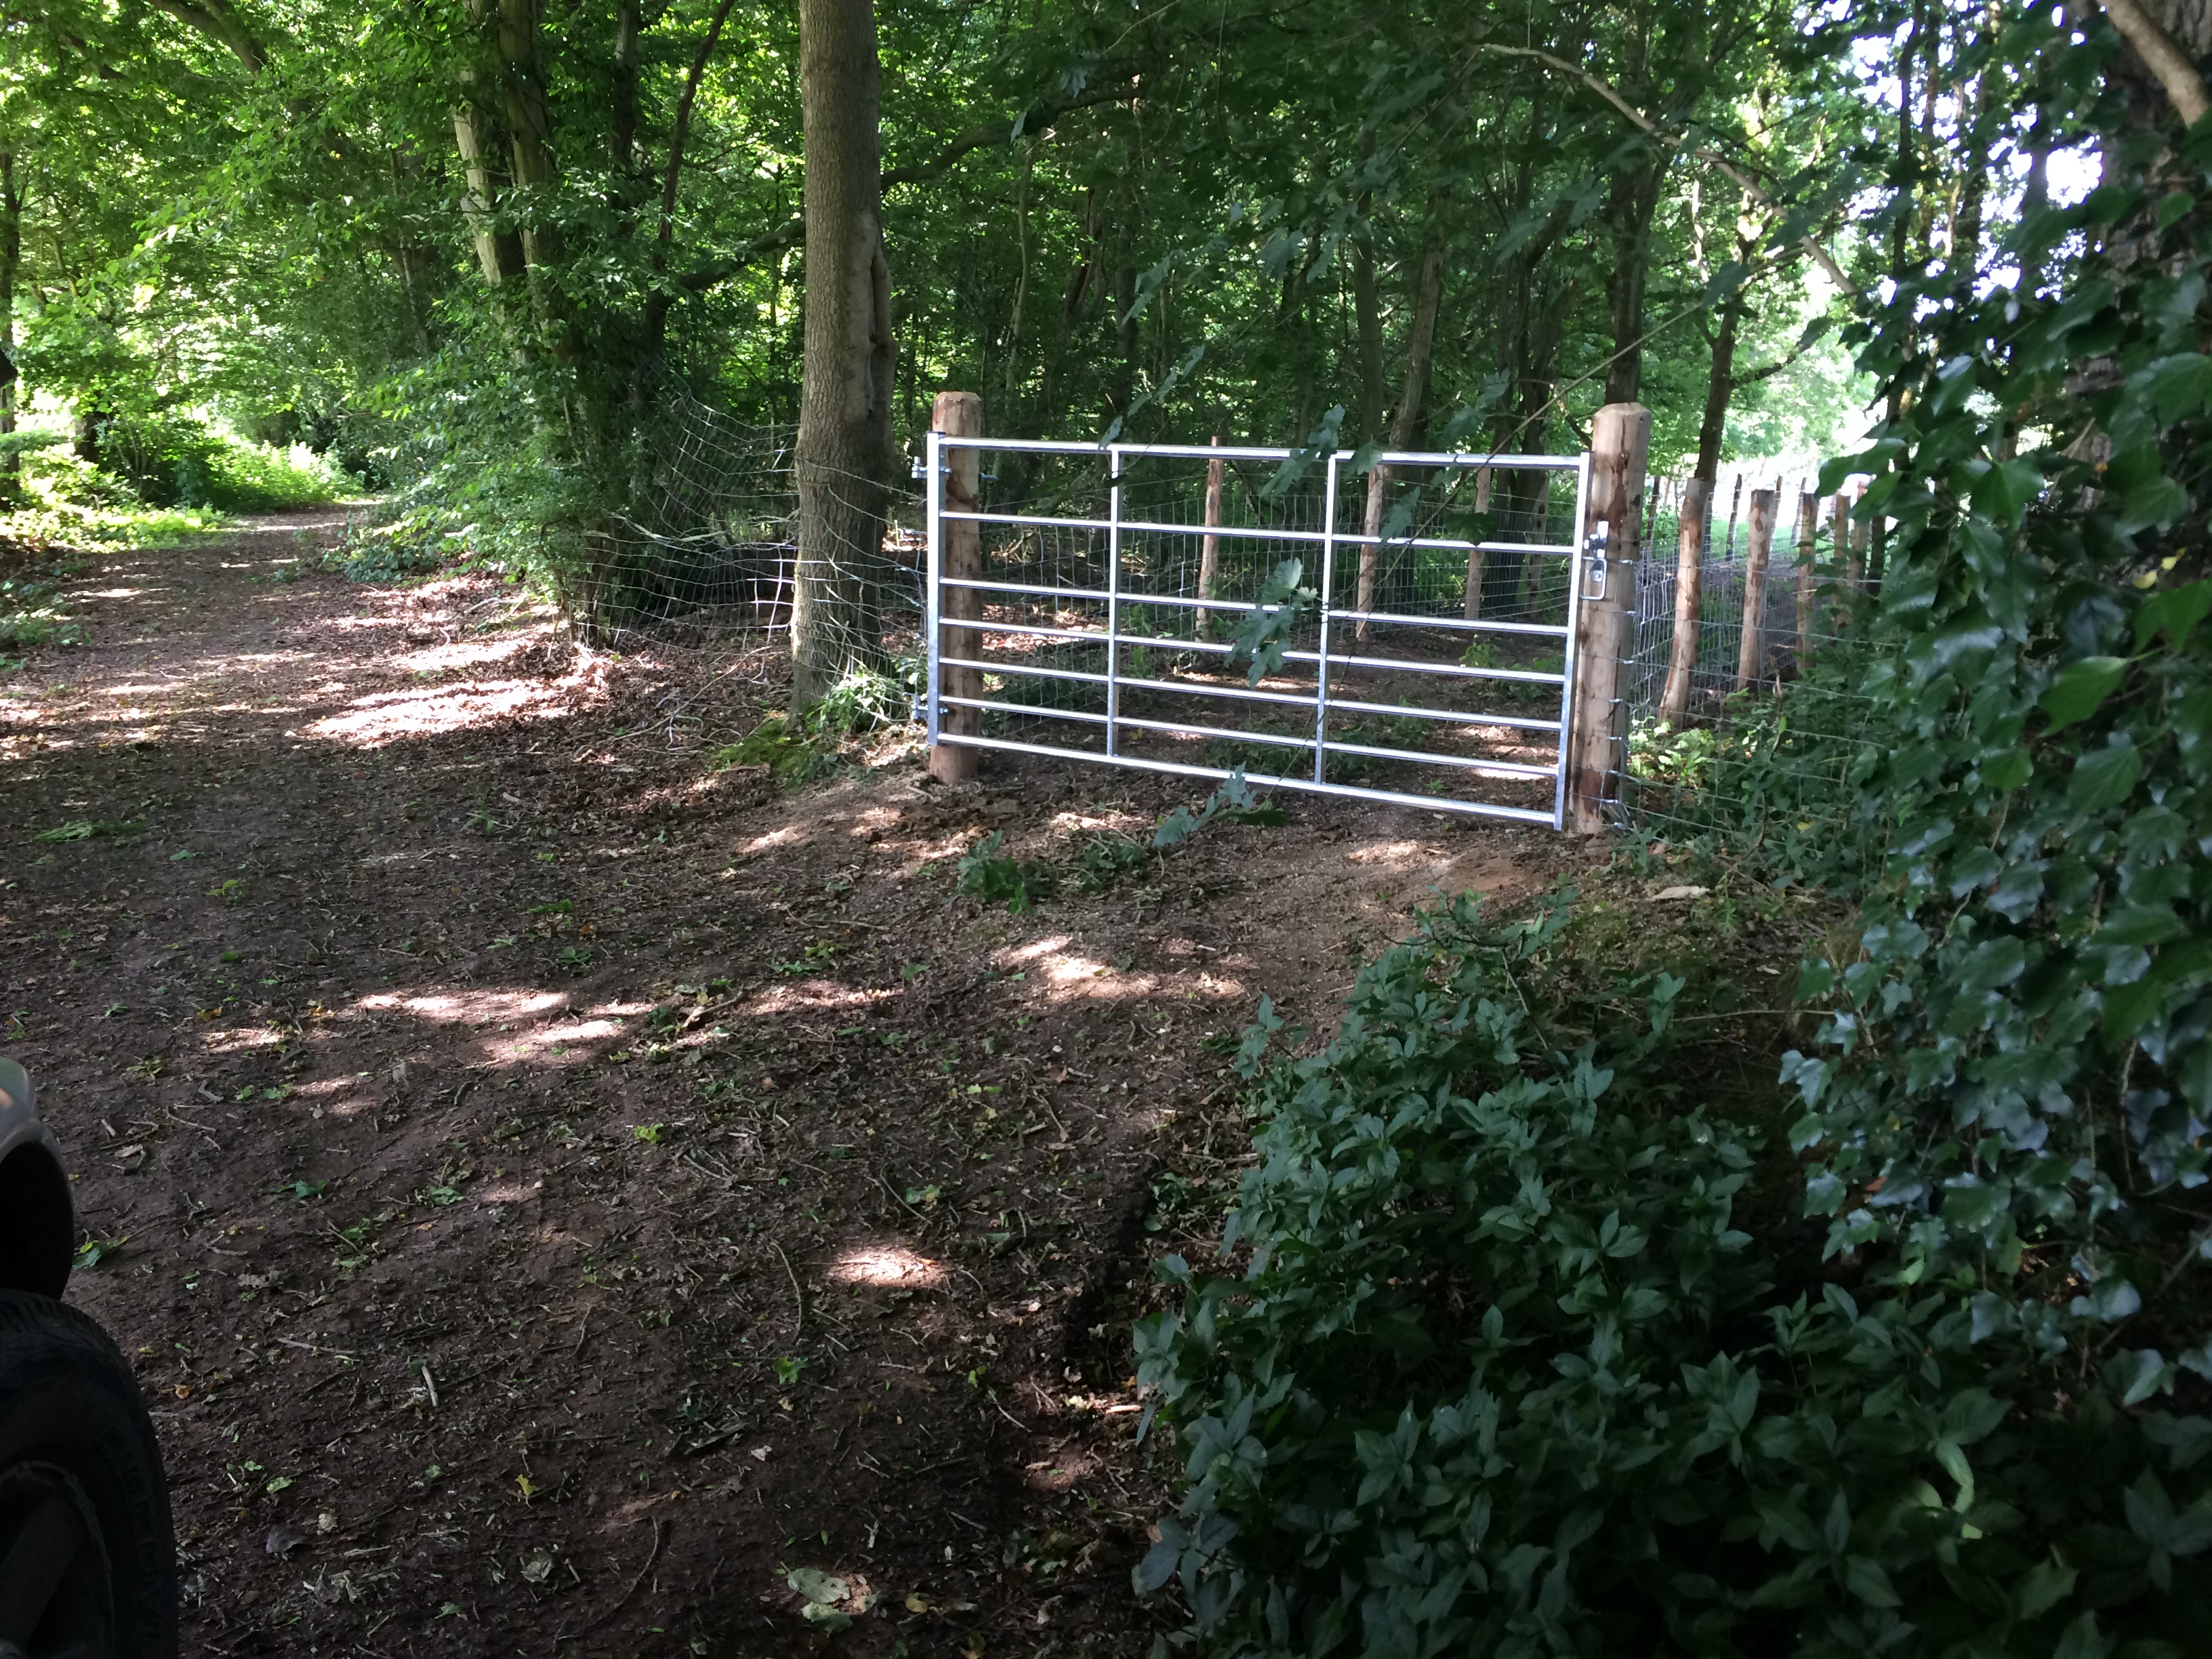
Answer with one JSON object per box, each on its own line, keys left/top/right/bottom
{"left": 0, "top": 1290, "right": 177, "bottom": 1659}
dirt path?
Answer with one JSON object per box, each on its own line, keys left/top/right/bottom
{"left": 0, "top": 514, "right": 1572, "bottom": 1657}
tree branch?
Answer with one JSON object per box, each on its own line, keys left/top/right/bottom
{"left": 674, "top": 76, "right": 1139, "bottom": 299}
{"left": 145, "top": 0, "right": 264, "bottom": 71}
{"left": 880, "top": 79, "right": 1139, "bottom": 189}
{"left": 1478, "top": 42, "right": 1856, "bottom": 295}
{"left": 655, "top": 0, "right": 742, "bottom": 270}
{"left": 2096, "top": 0, "right": 2211, "bottom": 127}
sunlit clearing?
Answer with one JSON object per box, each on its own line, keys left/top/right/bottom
{"left": 832, "top": 1244, "right": 945, "bottom": 1288}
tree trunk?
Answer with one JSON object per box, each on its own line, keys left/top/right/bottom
{"left": 0, "top": 152, "right": 20, "bottom": 495}
{"left": 1350, "top": 220, "right": 1384, "bottom": 447}
{"left": 452, "top": 102, "right": 525, "bottom": 285}
{"left": 497, "top": 0, "right": 561, "bottom": 272}
{"left": 1356, "top": 221, "right": 1445, "bottom": 638}
{"left": 1660, "top": 476, "right": 1709, "bottom": 726}
{"left": 1693, "top": 286, "right": 1746, "bottom": 481}
{"left": 792, "top": 0, "right": 897, "bottom": 710}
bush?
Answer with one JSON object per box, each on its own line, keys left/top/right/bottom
{"left": 1136, "top": 894, "right": 2211, "bottom": 1657}
{"left": 91, "top": 412, "right": 352, "bottom": 511}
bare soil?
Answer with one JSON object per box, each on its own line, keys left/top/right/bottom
{"left": 0, "top": 512, "right": 1578, "bottom": 1657}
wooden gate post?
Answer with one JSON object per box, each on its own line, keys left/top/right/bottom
{"left": 1195, "top": 434, "right": 1225, "bottom": 640}
{"left": 1659, "top": 475, "right": 1711, "bottom": 727}
{"left": 928, "top": 390, "right": 984, "bottom": 785}
{"left": 1567, "top": 401, "right": 1651, "bottom": 834}
{"left": 1734, "top": 488, "right": 1778, "bottom": 691}
{"left": 1795, "top": 491, "right": 1822, "bottom": 663}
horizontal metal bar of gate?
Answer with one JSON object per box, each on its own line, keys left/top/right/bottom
{"left": 941, "top": 735, "right": 1563, "bottom": 827}
{"left": 924, "top": 432, "right": 1592, "bottom": 827}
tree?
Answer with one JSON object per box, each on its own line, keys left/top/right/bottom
{"left": 790, "top": 0, "right": 896, "bottom": 708}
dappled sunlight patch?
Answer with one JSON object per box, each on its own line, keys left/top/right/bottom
{"left": 1347, "top": 839, "right": 1431, "bottom": 869}
{"left": 305, "top": 677, "right": 579, "bottom": 746}
{"left": 356, "top": 987, "right": 567, "bottom": 1025}
{"left": 202, "top": 1025, "right": 284, "bottom": 1054}
{"left": 739, "top": 823, "right": 812, "bottom": 857}
{"left": 394, "top": 634, "right": 548, "bottom": 676}
{"left": 737, "top": 982, "right": 891, "bottom": 1016}
{"left": 831, "top": 1242, "right": 945, "bottom": 1288}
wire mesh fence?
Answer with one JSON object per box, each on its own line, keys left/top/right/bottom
{"left": 541, "top": 401, "right": 1883, "bottom": 844}
{"left": 571, "top": 392, "right": 924, "bottom": 650}
{"left": 1610, "top": 474, "right": 1888, "bottom": 848}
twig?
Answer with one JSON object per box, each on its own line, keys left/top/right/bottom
{"left": 772, "top": 1240, "right": 804, "bottom": 1339}
{"left": 419, "top": 1365, "right": 438, "bottom": 1410}
{"left": 581, "top": 1517, "right": 664, "bottom": 1633}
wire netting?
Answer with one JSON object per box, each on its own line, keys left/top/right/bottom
{"left": 572, "top": 392, "right": 923, "bottom": 651}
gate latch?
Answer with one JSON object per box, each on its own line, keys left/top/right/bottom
{"left": 1581, "top": 523, "right": 1611, "bottom": 601}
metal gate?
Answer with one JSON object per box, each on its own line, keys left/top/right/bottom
{"left": 922, "top": 435, "right": 1594, "bottom": 828}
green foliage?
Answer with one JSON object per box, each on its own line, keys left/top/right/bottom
{"left": 1136, "top": 895, "right": 2212, "bottom": 1656}
{"left": 710, "top": 665, "right": 920, "bottom": 790}
{"left": 958, "top": 831, "right": 1039, "bottom": 914}
{"left": 960, "top": 772, "right": 1283, "bottom": 916}
{"left": 1153, "top": 768, "right": 1286, "bottom": 846}
{"left": 1755, "top": 7, "right": 2212, "bottom": 1417}
{"left": 91, "top": 413, "right": 352, "bottom": 511}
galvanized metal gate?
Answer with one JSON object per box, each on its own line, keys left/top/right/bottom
{"left": 923, "top": 435, "right": 1595, "bottom": 828}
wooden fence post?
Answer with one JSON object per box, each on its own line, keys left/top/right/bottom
{"left": 1847, "top": 485, "right": 1871, "bottom": 592}
{"left": 928, "top": 390, "right": 983, "bottom": 785}
{"left": 1567, "top": 401, "right": 1650, "bottom": 833}
{"left": 1723, "top": 472, "right": 1743, "bottom": 560}
{"left": 1195, "top": 434, "right": 1225, "bottom": 640}
{"left": 1735, "top": 488, "right": 1778, "bottom": 691}
{"left": 1659, "top": 476, "right": 1711, "bottom": 727}
{"left": 1795, "top": 492, "right": 1822, "bottom": 663}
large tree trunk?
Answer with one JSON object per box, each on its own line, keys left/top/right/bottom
{"left": 1355, "top": 220, "right": 1445, "bottom": 638}
{"left": 452, "top": 101, "right": 525, "bottom": 284}
{"left": 792, "top": 0, "right": 898, "bottom": 710}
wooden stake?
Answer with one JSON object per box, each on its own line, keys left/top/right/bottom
{"left": 1796, "top": 491, "right": 1822, "bottom": 664}
{"left": 1195, "top": 435, "right": 1225, "bottom": 640}
{"left": 1723, "top": 472, "right": 1743, "bottom": 561}
{"left": 1735, "top": 489, "right": 1778, "bottom": 691}
{"left": 1847, "top": 485, "right": 1871, "bottom": 592}
{"left": 1659, "top": 476, "right": 1711, "bottom": 727}
{"left": 1567, "top": 401, "right": 1650, "bottom": 833}
{"left": 928, "top": 390, "right": 983, "bottom": 785}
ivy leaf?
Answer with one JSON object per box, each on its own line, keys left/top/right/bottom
{"left": 2147, "top": 351, "right": 2212, "bottom": 422}
{"left": 2133, "top": 579, "right": 2212, "bottom": 652}
{"left": 2068, "top": 737, "right": 2144, "bottom": 815}
{"left": 2039, "top": 656, "right": 2128, "bottom": 731}
{"left": 1969, "top": 457, "right": 2043, "bottom": 521}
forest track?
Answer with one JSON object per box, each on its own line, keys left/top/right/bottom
{"left": 0, "top": 512, "right": 1572, "bottom": 1656}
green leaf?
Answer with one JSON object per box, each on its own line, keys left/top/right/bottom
{"left": 1969, "top": 457, "right": 2043, "bottom": 520}
{"left": 2013, "top": 1558, "right": 2078, "bottom": 1620}
{"left": 2134, "top": 579, "right": 2212, "bottom": 652}
{"left": 2068, "top": 738, "right": 2144, "bottom": 815}
{"left": 1843, "top": 1555, "right": 1901, "bottom": 1607}
{"left": 2147, "top": 351, "right": 2212, "bottom": 421}
{"left": 2039, "top": 656, "right": 2129, "bottom": 731}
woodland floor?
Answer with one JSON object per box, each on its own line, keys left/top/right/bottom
{"left": 1, "top": 510, "right": 1586, "bottom": 1658}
